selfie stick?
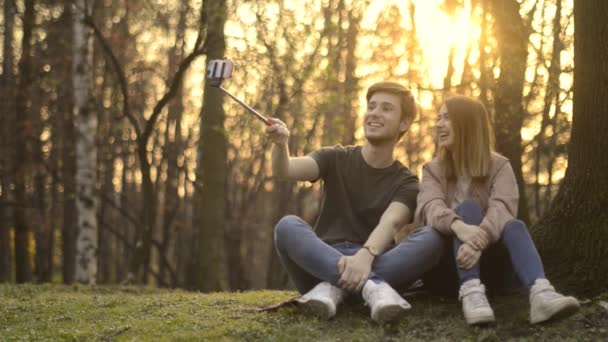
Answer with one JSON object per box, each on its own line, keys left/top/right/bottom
{"left": 216, "top": 86, "right": 271, "bottom": 126}
{"left": 207, "top": 59, "right": 271, "bottom": 126}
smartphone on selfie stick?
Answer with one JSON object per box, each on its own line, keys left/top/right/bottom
{"left": 206, "top": 59, "right": 271, "bottom": 126}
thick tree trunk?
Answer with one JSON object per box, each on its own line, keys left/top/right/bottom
{"left": 195, "top": 0, "right": 228, "bottom": 292}
{"left": 0, "top": 0, "right": 16, "bottom": 282}
{"left": 531, "top": 0, "right": 608, "bottom": 296}
{"left": 490, "top": 0, "right": 531, "bottom": 223}
{"left": 73, "top": 0, "right": 98, "bottom": 284}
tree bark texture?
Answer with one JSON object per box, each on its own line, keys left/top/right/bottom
{"left": 13, "top": 0, "right": 35, "bottom": 284}
{"left": 195, "top": 0, "right": 229, "bottom": 292}
{"left": 490, "top": 0, "right": 531, "bottom": 223}
{"left": 532, "top": 0, "right": 608, "bottom": 296}
{"left": 73, "top": 0, "right": 98, "bottom": 285}
{"left": 0, "top": 0, "right": 16, "bottom": 282}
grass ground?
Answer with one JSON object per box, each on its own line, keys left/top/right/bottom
{"left": 0, "top": 284, "right": 606, "bottom": 341}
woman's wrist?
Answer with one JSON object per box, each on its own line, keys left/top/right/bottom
{"left": 451, "top": 219, "right": 465, "bottom": 234}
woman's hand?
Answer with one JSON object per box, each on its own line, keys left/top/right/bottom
{"left": 451, "top": 220, "right": 489, "bottom": 250}
{"left": 456, "top": 243, "right": 481, "bottom": 269}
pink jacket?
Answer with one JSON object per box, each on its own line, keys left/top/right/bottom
{"left": 414, "top": 152, "right": 519, "bottom": 244}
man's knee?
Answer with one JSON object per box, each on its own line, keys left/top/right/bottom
{"left": 414, "top": 226, "right": 443, "bottom": 242}
{"left": 409, "top": 226, "right": 444, "bottom": 256}
{"left": 274, "top": 215, "right": 305, "bottom": 244}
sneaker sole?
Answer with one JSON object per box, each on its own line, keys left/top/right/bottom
{"left": 530, "top": 298, "right": 580, "bottom": 324}
{"left": 465, "top": 312, "right": 496, "bottom": 325}
{"left": 298, "top": 299, "right": 333, "bottom": 320}
{"left": 372, "top": 304, "right": 410, "bottom": 323}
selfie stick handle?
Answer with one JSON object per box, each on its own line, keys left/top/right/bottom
{"left": 218, "top": 86, "right": 271, "bottom": 126}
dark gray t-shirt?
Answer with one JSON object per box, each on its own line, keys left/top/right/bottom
{"left": 309, "top": 145, "right": 419, "bottom": 244}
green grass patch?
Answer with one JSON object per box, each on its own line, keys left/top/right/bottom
{"left": 0, "top": 284, "right": 606, "bottom": 341}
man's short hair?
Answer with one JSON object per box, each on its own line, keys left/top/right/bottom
{"left": 366, "top": 82, "right": 417, "bottom": 125}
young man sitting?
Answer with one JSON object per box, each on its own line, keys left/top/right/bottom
{"left": 266, "top": 82, "right": 443, "bottom": 322}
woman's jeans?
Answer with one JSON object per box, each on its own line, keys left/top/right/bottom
{"left": 274, "top": 215, "right": 444, "bottom": 294}
{"left": 425, "top": 200, "right": 545, "bottom": 296}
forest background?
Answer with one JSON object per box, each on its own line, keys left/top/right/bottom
{"left": 1, "top": 0, "right": 606, "bottom": 296}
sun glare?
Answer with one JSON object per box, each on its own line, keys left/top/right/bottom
{"left": 363, "top": 0, "right": 480, "bottom": 90}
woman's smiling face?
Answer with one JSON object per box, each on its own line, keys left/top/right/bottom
{"left": 437, "top": 103, "right": 454, "bottom": 149}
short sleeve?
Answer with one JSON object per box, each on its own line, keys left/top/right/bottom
{"left": 307, "top": 145, "right": 340, "bottom": 182}
{"left": 392, "top": 173, "right": 420, "bottom": 214}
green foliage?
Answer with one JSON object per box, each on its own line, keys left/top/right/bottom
{"left": 1, "top": 285, "right": 606, "bottom": 341}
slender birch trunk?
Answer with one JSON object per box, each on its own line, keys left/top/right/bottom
{"left": 73, "top": 0, "right": 98, "bottom": 284}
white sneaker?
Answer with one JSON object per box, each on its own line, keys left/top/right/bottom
{"left": 459, "top": 279, "right": 495, "bottom": 325}
{"left": 296, "top": 282, "right": 344, "bottom": 319}
{"left": 362, "top": 280, "right": 411, "bottom": 322}
{"left": 529, "top": 279, "right": 579, "bottom": 324}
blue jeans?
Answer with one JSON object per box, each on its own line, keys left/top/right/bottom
{"left": 453, "top": 200, "right": 545, "bottom": 289}
{"left": 274, "top": 215, "right": 444, "bottom": 294}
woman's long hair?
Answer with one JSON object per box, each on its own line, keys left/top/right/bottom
{"left": 438, "top": 95, "right": 494, "bottom": 180}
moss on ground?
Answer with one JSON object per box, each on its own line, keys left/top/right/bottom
{"left": 0, "top": 284, "right": 606, "bottom": 341}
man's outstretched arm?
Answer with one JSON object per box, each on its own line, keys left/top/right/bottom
{"left": 267, "top": 118, "right": 319, "bottom": 182}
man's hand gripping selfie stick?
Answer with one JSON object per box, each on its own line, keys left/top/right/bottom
{"left": 206, "top": 59, "right": 271, "bottom": 126}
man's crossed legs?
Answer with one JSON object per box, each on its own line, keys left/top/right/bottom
{"left": 274, "top": 215, "right": 443, "bottom": 322}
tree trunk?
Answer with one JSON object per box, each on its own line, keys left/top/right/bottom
{"left": 477, "top": 0, "right": 490, "bottom": 110}
{"left": 32, "top": 96, "right": 51, "bottom": 283}
{"left": 97, "top": 72, "right": 116, "bottom": 284}
{"left": 62, "top": 84, "right": 77, "bottom": 283}
{"left": 129, "top": 138, "right": 156, "bottom": 284}
{"left": 341, "top": 7, "right": 360, "bottom": 146}
{"left": 0, "top": 0, "right": 16, "bottom": 282}
{"left": 195, "top": 0, "right": 228, "bottom": 292}
{"left": 534, "top": 0, "right": 562, "bottom": 219}
{"left": 158, "top": 0, "right": 187, "bottom": 287}
{"left": 13, "top": 0, "right": 35, "bottom": 284}
{"left": 59, "top": 4, "right": 77, "bottom": 284}
{"left": 321, "top": 0, "right": 345, "bottom": 146}
{"left": 266, "top": 181, "right": 294, "bottom": 289}
{"left": 26, "top": 64, "right": 50, "bottom": 283}
{"left": 118, "top": 137, "right": 133, "bottom": 282}
{"left": 489, "top": 0, "right": 531, "bottom": 223}
{"left": 531, "top": 0, "right": 608, "bottom": 296}
{"left": 73, "top": 0, "right": 98, "bottom": 284}
{"left": 443, "top": 47, "right": 455, "bottom": 94}
{"left": 265, "top": 67, "right": 293, "bottom": 289}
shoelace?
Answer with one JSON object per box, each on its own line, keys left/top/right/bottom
{"left": 536, "top": 288, "right": 561, "bottom": 301}
{"left": 531, "top": 282, "right": 561, "bottom": 301}
{"left": 367, "top": 284, "right": 400, "bottom": 305}
{"left": 367, "top": 287, "right": 384, "bottom": 305}
{"left": 467, "top": 291, "right": 490, "bottom": 308}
